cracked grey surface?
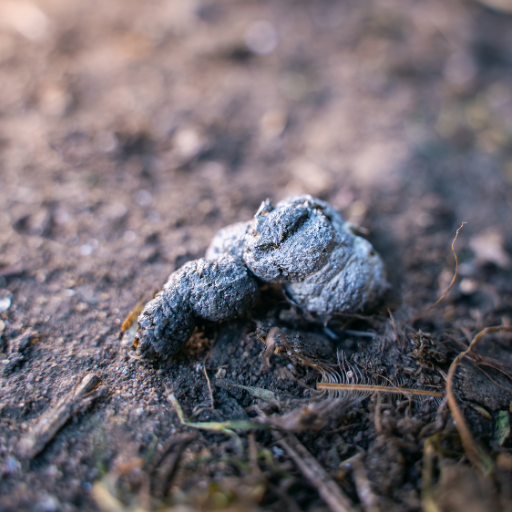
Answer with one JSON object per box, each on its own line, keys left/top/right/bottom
{"left": 284, "top": 235, "right": 389, "bottom": 315}
{"left": 135, "top": 256, "right": 258, "bottom": 358}
{"left": 166, "top": 256, "right": 258, "bottom": 321}
{"left": 208, "top": 194, "right": 389, "bottom": 315}
{"left": 205, "top": 221, "right": 251, "bottom": 261}
{"left": 243, "top": 197, "right": 338, "bottom": 283}
{"left": 136, "top": 291, "right": 196, "bottom": 359}
{"left": 136, "top": 194, "right": 389, "bottom": 359}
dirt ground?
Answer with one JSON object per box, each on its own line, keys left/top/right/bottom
{"left": 1, "top": 0, "right": 512, "bottom": 511}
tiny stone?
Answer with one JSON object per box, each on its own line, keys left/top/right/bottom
{"left": 272, "top": 446, "right": 284, "bottom": 457}
{"left": 35, "top": 493, "right": 61, "bottom": 512}
{"left": 0, "top": 297, "right": 11, "bottom": 313}
{"left": 215, "top": 368, "right": 226, "bottom": 379}
{"left": 7, "top": 456, "right": 21, "bottom": 474}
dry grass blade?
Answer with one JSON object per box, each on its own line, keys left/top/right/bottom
{"left": 317, "top": 382, "right": 444, "bottom": 399}
{"left": 219, "top": 380, "right": 278, "bottom": 402}
{"left": 92, "top": 480, "right": 138, "bottom": 512}
{"left": 92, "top": 433, "right": 196, "bottom": 512}
{"left": 274, "top": 432, "right": 358, "bottom": 512}
{"left": 468, "top": 352, "right": 512, "bottom": 390}
{"left": 403, "top": 222, "right": 465, "bottom": 325}
{"left": 445, "top": 326, "right": 512, "bottom": 473}
{"left": 421, "top": 436, "right": 441, "bottom": 512}
{"left": 203, "top": 362, "right": 215, "bottom": 408}
{"left": 261, "top": 398, "right": 357, "bottom": 432}
{"left": 168, "top": 392, "right": 268, "bottom": 454}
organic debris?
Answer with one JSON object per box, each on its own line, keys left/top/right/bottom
{"left": 316, "top": 353, "right": 444, "bottom": 403}
{"left": 169, "top": 392, "right": 269, "bottom": 454}
{"left": 446, "top": 326, "right": 512, "bottom": 473}
{"left": 494, "top": 411, "right": 511, "bottom": 447}
{"left": 404, "top": 222, "right": 465, "bottom": 325}
{"left": 17, "top": 373, "right": 107, "bottom": 459}
{"left": 275, "top": 432, "right": 357, "bottom": 512}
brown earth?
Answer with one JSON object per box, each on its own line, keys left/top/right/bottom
{"left": 1, "top": 0, "right": 512, "bottom": 511}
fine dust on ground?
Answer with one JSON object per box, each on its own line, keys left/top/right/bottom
{"left": 1, "top": 1, "right": 512, "bottom": 511}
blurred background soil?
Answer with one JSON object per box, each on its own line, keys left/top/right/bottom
{"left": 1, "top": 0, "right": 512, "bottom": 511}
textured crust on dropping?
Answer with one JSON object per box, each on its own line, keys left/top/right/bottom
{"left": 166, "top": 256, "right": 258, "bottom": 322}
{"left": 243, "top": 198, "right": 337, "bottom": 283}
{"left": 285, "top": 236, "right": 389, "bottom": 315}
{"left": 135, "top": 195, "right": 390, "bottom": 360}
{"left": 205, "top": 221, "right": 251, "bottom": 261}
{"left": 280, "top": 195, "right": 346, "bottom": 233}
{"left": 136, "top": 292, "right": 195, "bottom": 359}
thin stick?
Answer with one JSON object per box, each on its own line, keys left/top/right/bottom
{"left": 152, "top": 433, "right": 196, "bottom": 499}
{"left": 203, "top": 364, "right": 214, "bottom": 408}
{"left": 434, "top": 396, "right": 449, "bottom": 432}
{"left": 351, "top": 454, "right": 381, "bottom": 512}
{"left": 262, "top": 327, "right": 287, "bottom": 366}
{"left": 275, "top": 432, "right": 358, "bottom": 512}
{"left": 421, "top": 437, "right": 440, "bottom": 512}
{"left": 247, "top": 432, "right": 261, "bottom": 476}
{"left": 445, "top": 326, "right": 512, "bottom": 473}
{"left": 388, "top": 309, "right": 403, "bottom": 349}
{"left": 403, "top": 222, "right": 465, "bottom": 325}
{"left": 317, "top": 382, "right": 444, "bottom": 398}
{"left": 17, "top": 373, "right": 107, "bottom": 459}
{"left": 202, "top": 333, "right": 217, "bottom": 408}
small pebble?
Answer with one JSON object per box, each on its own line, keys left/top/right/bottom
{"left": 272, "top": 446, "right": 284, "bottom": 457}
{"left": 245, "top": 21, "right": 277, "bottom": 55}
{"left": 215, "top": 368, "right": 226, "bottom": 379}
{"left": 7, "top": 456, "right": 21, "bottom": 474}
{"left": 0, "top": 297, "right": 11, "bottom": 313}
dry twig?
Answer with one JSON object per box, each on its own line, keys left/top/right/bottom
{"left": 421, "top": 436, "right": 440, "bottom": 512}
{"left": 445, "top": 326, "right": 512, "bottom": 473}
{"left": 403, "top": 222, "right": 465, "bottom": 325}
{"left": 149, "top": 433, "right": 197, "bottom": 499}
{"left": 17, "top": 373, "right": 107, "bottom": 459}
{"left": 202, "top": 338, "right": 217, "bottom": 408}
{"left": 274, "top": 432, "right": 358, "bottom": 512}
{"left": 351, "top": 453, "right": 381, "bottom": 512}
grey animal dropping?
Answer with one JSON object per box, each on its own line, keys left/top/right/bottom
{"left": 135, "top": 256, "right": 258, "bottom": 359}
{"left": 135, "top": 195, "right": 389, "bottom": 359}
